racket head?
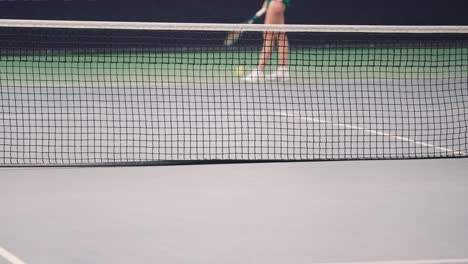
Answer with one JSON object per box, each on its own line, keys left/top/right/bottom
{"left": 224, "top": 31, "right": 242, "bottom": 46}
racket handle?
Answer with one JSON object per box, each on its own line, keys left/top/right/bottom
{"left": 255, "top": 7, "right": 267, "bottom": 18}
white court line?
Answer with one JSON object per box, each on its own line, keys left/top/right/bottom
{"left": 280, "top": 111, "right": 466, "bottom": 156}
{"left": 2, "top": 108, "right": 465, "bottom": 156}
{"left": 0, "top": 246, "right": 26, "bottom": 264}
{"left": 315, "top": 258, "right": 468, "bottom": 264}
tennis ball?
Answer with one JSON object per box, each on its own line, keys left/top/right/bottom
{"left": 234, "top": 65, "right": 245, "bottom": 77}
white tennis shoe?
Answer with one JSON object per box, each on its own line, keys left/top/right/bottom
{"left": 241, "top": 69, "right": 265, "bottom": 82}
{"left": 266, "top": 66, "right": 289, "bottom": 81}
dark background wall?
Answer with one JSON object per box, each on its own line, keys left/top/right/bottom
{"left": 1, "top": 0, "right": 467, "bottom": 25}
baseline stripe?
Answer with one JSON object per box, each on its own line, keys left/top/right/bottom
{"left": 281, "top": 111, "right": 466, "bottom": 156}
{"left": 0, "top": 246, "right": 26, "bottom": 264}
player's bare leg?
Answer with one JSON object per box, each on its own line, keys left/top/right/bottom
{"left": 243, "top": 0, "right": 288, "bottom": 82}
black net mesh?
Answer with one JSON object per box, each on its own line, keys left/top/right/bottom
{"left": 1, "top": 23, "right": 468, "bottom": 166}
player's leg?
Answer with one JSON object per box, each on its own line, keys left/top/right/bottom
{"left": 260, "top": 0, "right": 286, "bottom": 69}
{"left": 243, "top": 0, "right": 287, "bottom": 82}
{"left": 257, "top": 31, "right": 275, "bottom": 72}
{"left": 268, "top": 0, "right": 289, "bottom": 80}
{"left": 268, "top": 32, "right": 289, "bottom": 80}
{"left": 277, "top": 34, "right": 288, "bottom": 68}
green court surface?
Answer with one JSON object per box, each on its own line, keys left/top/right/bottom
{"left": 1, "top": 47, "right": 467, "bottom": 87}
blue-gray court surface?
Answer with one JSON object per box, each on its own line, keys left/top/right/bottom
{"left": 1, "top": 159, "right": 468, "bottom": 264}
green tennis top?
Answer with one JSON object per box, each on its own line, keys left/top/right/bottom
{"left": 266, "top": 0, "right": 290, "bottom": 8}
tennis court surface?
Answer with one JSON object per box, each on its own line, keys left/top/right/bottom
{"left": 1, "top": 160, "right": 468, "bottom": 264}
{"left": 1, "top": 20, "right": 468, "bottom": 264}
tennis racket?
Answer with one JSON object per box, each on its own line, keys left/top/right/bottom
{"left": 224, "top": 7, "right": 267, "bottom": 46}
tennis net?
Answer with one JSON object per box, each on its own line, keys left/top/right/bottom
{"left": 1, "top": 20, "right": 468, "bottom": 166}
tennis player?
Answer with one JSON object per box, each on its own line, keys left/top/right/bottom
{"left": 242, "top": 0, "right": 290, "bottom": 82}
